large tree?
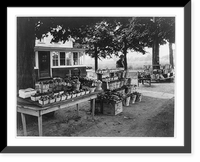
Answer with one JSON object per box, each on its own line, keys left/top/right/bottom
{"left": 17, "top": 18, "right": 37, "bottom": 91}
{"left": 129, "top": 17, "right": 175, "bottom": 69}
{"left": 160, "top": 17, "right": 175, "bottom": 68}
{"left": 107, "top": 17, "right": 148, "bottom": 70}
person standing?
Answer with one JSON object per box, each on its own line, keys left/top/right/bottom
{"left": 116, "top": 55, "right": 125, "bottom": 68}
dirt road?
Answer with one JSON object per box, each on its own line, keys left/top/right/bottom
{"left": 17, "top": 82, "right": 174, "bottom": 137}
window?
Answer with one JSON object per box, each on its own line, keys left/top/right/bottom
{"left": 60, "top": 52, "right": 65, "bottom": 66}
{"left": 66, "top": 52, "right": 72, "bottom": 65}
{"left": 52, "top": 51, "right": 59, "bottom": 66}
{"left": 79, "top": 52, "right": 84, "bottom": 65}
{"left": 51, "top": 51, "right": 84, "bottom": 67}
{"left": 73, "top": 52, "right": 78, "bottom": 65}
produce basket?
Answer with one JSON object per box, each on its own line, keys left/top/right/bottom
{"left": 136, "top": 93, "right": 142, "bottom": 102}
{"left": 80, "top": 91, "right": 85, "bottom": 95}
{"left": 38, "top": 98, "right": 49, "bottom": 105}
{"left": 49, "top": 97, "right": 55, "bottom": 103}
{"left": 72, "top": 93, "right": 77, "bottom": 98}
{"left": 30, "top": 94, "right": 41, "bottom": 101}
{"left": 66, "top": 94, "right": 72, "bottom": 100}
{"left": 55, "top": 96, "right": 61, "bottom": 102}
{"left": 85, "top": 90, "right": 90, "bottom": 94}
{"left": 61, "top": 94, "right": 66, "bottom": 101}
{"left": 130, "top": 94, "right": 137, "bottom": 104}
{"left": 76, "top": 92, "right": 81, "bottom": 97}
{"left": 59, "top": 91, "right": 64, "bottom": 95}
{"left": 125, "top": 96, "right": 131, "bottom": 106}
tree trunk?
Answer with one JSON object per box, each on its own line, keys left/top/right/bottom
{"left": 94, "top": 46, "right": 98, "bottom": 71}
{"left": 123, "top": 40, "right": 128, "bottom": 70}
{"left": 152, "top": 37, "right": 160, "bottom": 69}
{"left": 152, "top": 17, "right": 160, "bottom": 69}
{"left": 17, "top": 18, "right": 36, "bottom": 93}
{"left": 169, "top": 42, "right": 174, "bottom": 68}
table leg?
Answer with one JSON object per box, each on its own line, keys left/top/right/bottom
{"left": 91, "top": 99, "right": 95, "bottom": 119}
{"left": 76, "top": 104, "right": 79, "bottom": 116}
{"left": 38, "top": 115, "right": 43, "bottom": 136}
{"left": 21, "top": 113, "right": 27, "bottom": 136}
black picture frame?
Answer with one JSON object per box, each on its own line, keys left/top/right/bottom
{"left": 3, "top": 2, "right": 191, "bottom": 153}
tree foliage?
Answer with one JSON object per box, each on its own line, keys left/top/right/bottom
{"left": 129, "top": 17, "right": 175, "bottom": 45}
{"left": 17, "top": 17, "right": 175, "bottom": 90}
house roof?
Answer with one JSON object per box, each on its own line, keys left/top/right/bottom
{"left": 34, "top": 46, "right": 86, "bottom": 52}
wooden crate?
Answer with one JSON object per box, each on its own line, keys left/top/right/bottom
{"left": 103, "top": 101, "right": 123, "bottom": 116}
{"left": 95, "top": 100, "right": 103, "bottom": 114}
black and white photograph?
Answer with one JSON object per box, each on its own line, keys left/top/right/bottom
{"left": 4, "top": 5, "right": 192, "bottom": 155}
{"left": 16, "top": 16, "right": 175, "bottom": 137}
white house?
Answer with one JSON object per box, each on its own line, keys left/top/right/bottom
{"left": 34, "top": 34, "right": 87, "bottom": 80}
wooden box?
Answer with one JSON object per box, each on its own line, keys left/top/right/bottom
{"left": 103, "top": 101, "right": 123, "bottom": 116}
{"left": 95, "top": 100, "right": 103, "bottom": 114}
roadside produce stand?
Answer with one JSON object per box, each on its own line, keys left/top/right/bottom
{"left": 17, "top": 92, "right": 99, "bottom": 136}
{"left": 139, "top": 64, "right": 175, "bottom": 84}
{"left": 17, "top": 69, "right": 142, "bottom": 136}
{"left": 17, "top": 76, "right": 103, "bottom": 136}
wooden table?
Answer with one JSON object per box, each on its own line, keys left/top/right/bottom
{"left": 138, "top": 78, "right": 151, "bottom": 86}
{"left": 17, "top": 92, "right": 100, "bottom": 136}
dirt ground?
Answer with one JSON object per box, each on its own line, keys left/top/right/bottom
{"left": 17, "top": 80, "right": 175, "bottom": 137}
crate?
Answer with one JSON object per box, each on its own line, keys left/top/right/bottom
{"left": 95, "top": 100, "right": 103, "bottom": 114}
{"left": 103, "top": 101, "right": 123, "bottom": 116}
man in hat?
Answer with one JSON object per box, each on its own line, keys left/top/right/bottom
{"left": 116, "top": 55, "right": 125, "bottom": 68}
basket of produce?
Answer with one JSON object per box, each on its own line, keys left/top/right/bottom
{"left": 133, "top": 92, "right": 142, "bottom": 102}
{"left": 130, "top": 93, "right": 137, "bottom": 104}
{"left": 66, "top": 93, "right": 72, "bottom": 100}
{"left": 61, "top": 94, "right": 66, "bottom": 101}
{"left": 71, "top": 92, "right": 77, "bottom": 98}
{"left": 125, "top": 96, "right": 131, "bottom": 106}
{"left": 85, "top": 88, "right": 90, "bottom": 94}
{"left": 49, "top": 96, "right": 56, "bottom": 104}
{"left": 30, "top": 93, "right": 41, "bottom": 101}
{"left": 80, "top": 89, "right": 86, "bottom": 95}
{"left": 55, "top": 94, "right": 61, "bottom": 102}
{"left": 38, "top": 96, "right": 49, "bottom": 105}
{"left": 76, "top": 90, "right": 81, "bottom": 97}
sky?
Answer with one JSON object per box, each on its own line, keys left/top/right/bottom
{"left": 84, "top": 43, "right": 175, "bottom": 70}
